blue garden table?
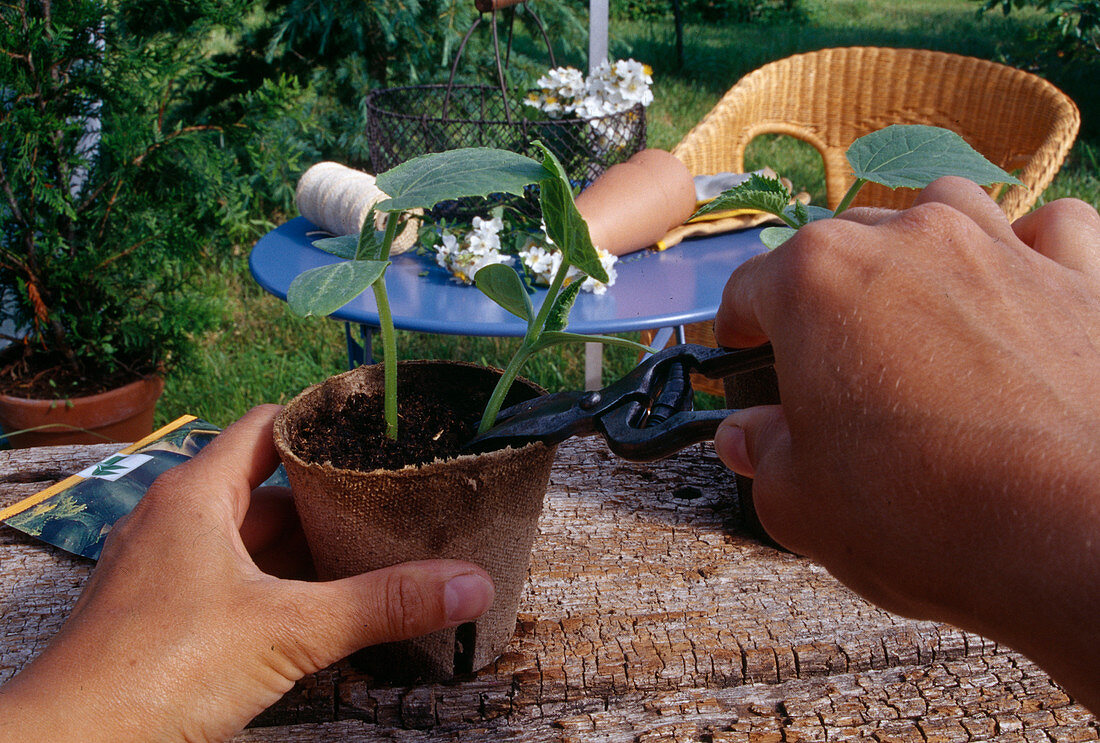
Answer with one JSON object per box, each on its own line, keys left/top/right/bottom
{"left": 249, "top": 216, "right": 768, "bottom": 372}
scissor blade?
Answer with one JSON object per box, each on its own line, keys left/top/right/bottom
{"left": 464, "top": 392, "right": 588, "bottom": 453}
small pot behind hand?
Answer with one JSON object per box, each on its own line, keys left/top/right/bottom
{"left": 722, "top": 365, "right": 781, "bottom": 547}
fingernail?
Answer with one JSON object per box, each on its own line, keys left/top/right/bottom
{"left": 445, "top": 573, "right": 494, "bottom": 623}
{"left": 715, "top": 422, "right": 754, "bottom": 477}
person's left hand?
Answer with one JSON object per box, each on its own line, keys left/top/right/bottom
{"left": 0, "top": 405, "right": 495, "bottom": 743}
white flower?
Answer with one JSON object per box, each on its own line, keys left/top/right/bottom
{"left": 527, "top": 59, "right": 652, "bottom": 121}
{"left": 536, "top": 66, "right": 586, "bottom": 100}
{"left": 574, "top": 94, "right": 615, "bottom": 120}
{"left": 529, "top": 66, "right": 586, "bottom": 117}
{"left": 518, "top": 243, "right": 562, "bottom": 285}
{"left": 435, "top": 230, "right": 460, "bottom": 268}
{"left": 519, "top": 234, "right": 618, "bottom": 294}
{"left": 433, "top": 218, "right": 510, "bottom": 284}
{"left": 471, "top": 215, "right": 504, "bottom": 242}
{"left": 612, "top": 59, "right": 653, "bottom": 104}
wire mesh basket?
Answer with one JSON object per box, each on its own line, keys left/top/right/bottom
{"left": 366, "top": 85, "right": 645, "bottom": 219}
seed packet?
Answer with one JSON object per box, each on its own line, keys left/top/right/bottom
{"left": 0, "top": 416, "right": 286, "bottom": 560}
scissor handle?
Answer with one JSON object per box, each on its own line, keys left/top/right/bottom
{"left": 692, "top": 343, "right": 775, "bottom": 380}
{"left": 598, "top": 405, "right": 733, "bottom": 462}
{"left": 592, "top": 344, "right": 775, "bottom": 462}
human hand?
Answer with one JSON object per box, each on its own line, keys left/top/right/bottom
{"left": 712, "top": 177, "right": 1100, "bottom": 710}
{"left": 0, "top": 405, "right": 495, "bottom": 742}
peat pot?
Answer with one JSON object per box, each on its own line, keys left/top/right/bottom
{"left": 0, "top": 375, "right": 164, "bottom": 448}
{"left": 273, "top": 360, "right": 557, "bottom": 684}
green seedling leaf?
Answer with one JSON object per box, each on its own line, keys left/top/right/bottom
{"left": 535, "top": 330, "right": 653, "bottom": 354}
{"left": 287, "top": 260, "right": 389, "bottom": 317}
{"left": 375, "top": 148, "right": 550, "bottom": 212}
{"left": 787, "top": 200, "right": 809, "bottom": 227}
{"left": 475, "top": 263, "right": 533, "bottom": 322}
{"left": 533, "top": 139, "right": 572, "bottom": 187}
{"left": 532, "top": 142, "right": 608, "bottom": 283}
{"left": 692, "top": 174, "right": 792, "bottom": 221}
{"left": 544, "top": 279, "right": 584, "bottom": 333}
{"left": 847, "top": 124, "right": 1023, "bottom": 189}
{"left": 787, "top": 204, "right": 827, "bottom": 225}
{"left": 782, "top": 202, "right": 834, "bottom": 228}
{"left": 311, "top": 235, "right": 360, "bottom": 259}
{"left": 761, "top": 226, "right": 797, "bottom": 249}
{"left": 311, "top": 219, "right": 387, "bottom": 261}
{"left": 357, "top": 211, "right": 389, "bottom": 260}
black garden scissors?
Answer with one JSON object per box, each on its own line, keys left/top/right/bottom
{"left": 466, "top": 343, "right": 775, "bottom": 461}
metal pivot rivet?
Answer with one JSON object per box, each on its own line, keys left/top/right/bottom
{"left": 580, "top": 392, "right": 601, "bottom": 410}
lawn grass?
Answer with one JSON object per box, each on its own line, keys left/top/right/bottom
{"left": 158, "top": 0, "right": 1099, "bottom": 427}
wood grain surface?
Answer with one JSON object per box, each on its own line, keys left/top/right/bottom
{"left": 1, "top": 439, "right": 1095, "bottom": 742}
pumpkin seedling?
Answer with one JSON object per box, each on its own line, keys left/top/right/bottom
{"left": 286, "top": 143, "right": 649, "bottom": 441}
{"left": 694, "top": 125, "right": 1024, "bottom": 249}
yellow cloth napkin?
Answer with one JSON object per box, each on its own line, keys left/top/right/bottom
{"left": 655, "top": 174, "right": 810, "bottom": 251}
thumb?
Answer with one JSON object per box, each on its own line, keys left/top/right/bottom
{"left": 714, "top": 405, "right": 809, "bottom": 552}
{"left": 714, "top": 404, "right": 789, "bottom": 478}
{"left": 279, "top": 559, "right": 495, "bottom": 671}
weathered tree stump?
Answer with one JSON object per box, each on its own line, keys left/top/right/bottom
{"left": 1, "top": 440, "right": 1095, "bottom": 741}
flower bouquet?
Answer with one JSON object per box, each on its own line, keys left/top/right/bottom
{"left": 524, "top": 59, "right": 653, "bottom": 157}
{"left": 428, "top": 211, "right": 620, "bottom": 294}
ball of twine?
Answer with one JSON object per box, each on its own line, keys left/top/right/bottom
{"left": 295, "top": 162, "right": 421, "bottom": 254}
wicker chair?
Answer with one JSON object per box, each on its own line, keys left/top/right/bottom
{"left": 663, "top": 46, "right": 1081, "bottom": 395}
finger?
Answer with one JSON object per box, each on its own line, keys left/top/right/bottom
{"left": 280, "top": 560, "right": 495, "bottom": 669}
{"left": 240, "top": 487, "right": 315, "bottom": 581}
{"left": 717, "top": 407, "right": 822, "bottom": 559}
{"left": 714, "top": 406, "right": 814, "bottom": 555}
{"left": 912, "top": 176, "right": 1019, "bottom": 246}
{"left": 715, "top": 216, "right": 873, "bottom": 348}
{"left": 834, "top": 206, "right": 897, "bottom": 225}
{"left": 713, "top": 251, "right": 773, "bottom": 348}
{"left": 1012, "top": 198, "right": 1100, "bottom": 276}
{"left": 714, "top": 405, "right": 788, "bottom": 479}
{"left": 159, "top": 405, "right": 283, "bottom": 525}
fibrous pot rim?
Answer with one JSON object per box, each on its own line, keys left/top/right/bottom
{"left": 273, "top": 359, "right": 552, "bottom": 479}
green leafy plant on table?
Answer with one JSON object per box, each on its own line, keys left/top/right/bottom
{"left": 286, "top": 142, "right": 649, "bottom": 441}
{"left": 695, "top": 125, "right": 1024, "bottom": 248}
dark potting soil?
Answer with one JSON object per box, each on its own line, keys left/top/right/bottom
{"left": 290, "top": 387, "right": 482, "bottom": 471}
{"left": 0, "top": 346, "right": 157, "bottom": 398}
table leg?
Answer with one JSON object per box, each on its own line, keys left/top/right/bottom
{"left": 344, "top": 323, "right": 374, "bottom": 368}
{"left": 584, "top": 343, "right": 603, "bottom": 390}
{"left": 642, "top": 325, "right": 687, "bottom": 359}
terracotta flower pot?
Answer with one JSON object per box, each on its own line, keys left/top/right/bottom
{"left": 273, "top": 360, "right": 557, "bottom": 684}
{"left": 0, "top": 375, "right": 165, "bottom": 448}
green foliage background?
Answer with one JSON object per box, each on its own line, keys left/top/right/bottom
{"left": 0, "top": 0, "right": 269, "bottom": 390}
{"left": 613, "top": 0, "right": 800, "bottom": 23}
{"left": 974, "top": 0, "right": 1100, "bottom": 137}
{"left": 3, "top": 0, "right": 1099, "bottom": 428}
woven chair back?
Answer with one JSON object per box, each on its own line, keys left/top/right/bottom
{"left": 673, "top": 46, "right": 1080, "bottom": 218}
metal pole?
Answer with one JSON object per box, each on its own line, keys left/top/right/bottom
{"left": 586, "top": 0, "right": 610, "bottom": 388}
{"left": 588, "top": 0, "right": 609, "bottom": 73}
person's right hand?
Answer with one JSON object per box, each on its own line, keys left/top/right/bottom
{"left": 712, "top": 177, "right": 1100, "bottom": 711}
